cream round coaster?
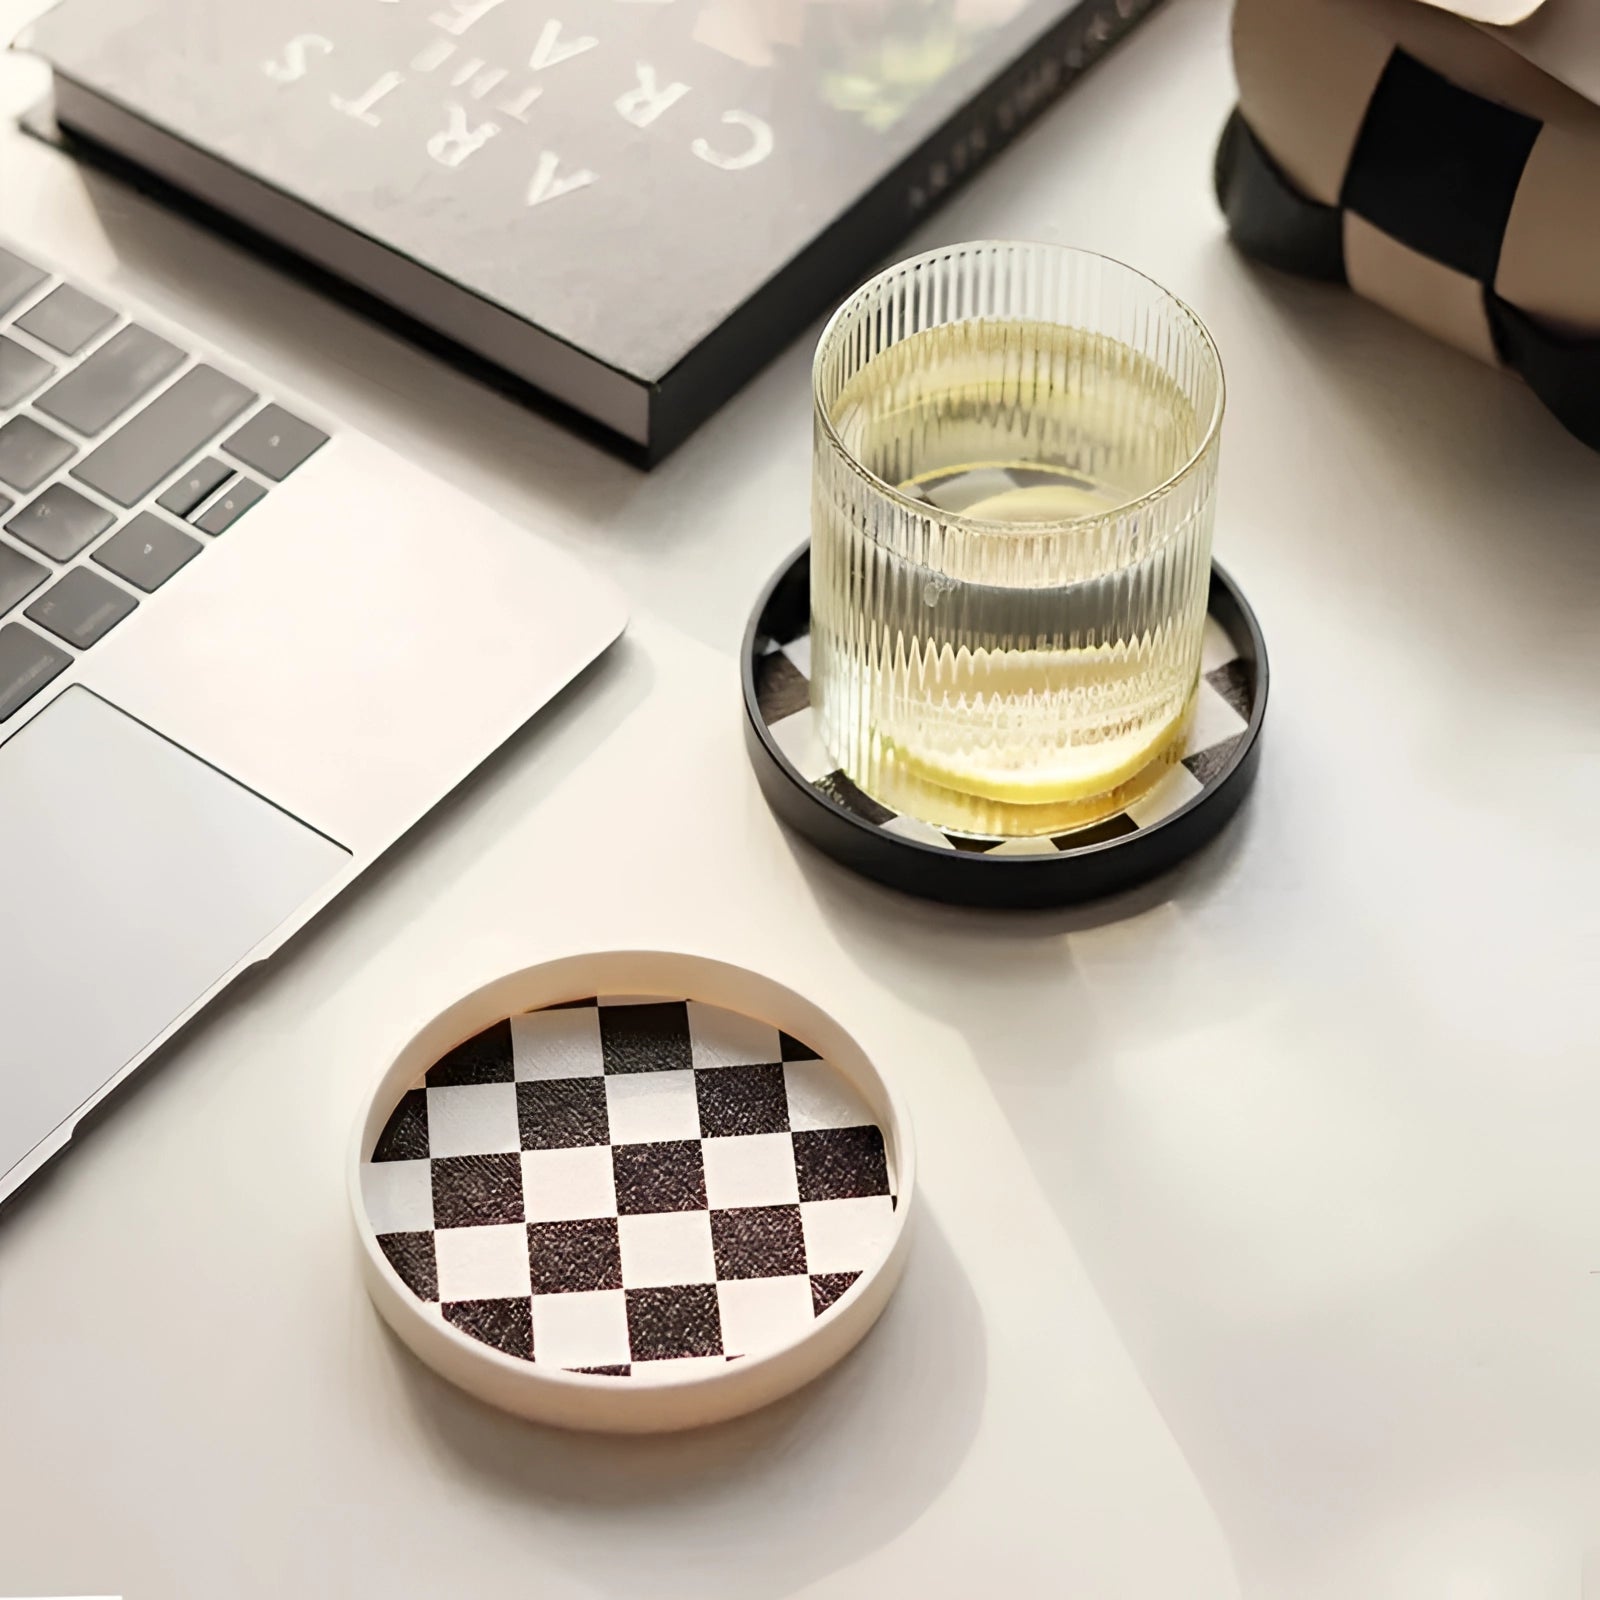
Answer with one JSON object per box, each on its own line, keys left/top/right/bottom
{"left": 352, "top": 952, "right": 913, "bottom": 1433}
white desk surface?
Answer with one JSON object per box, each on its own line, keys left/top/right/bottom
{"left": 2, "top": 2, "right": 1597, "bottom": 1595}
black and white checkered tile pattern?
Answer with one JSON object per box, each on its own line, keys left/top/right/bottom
{"left": 753, "top": 597, "right": 1255, "bottom": 856}
{"left": 361, "top": 999, "right": 897, "bottom": 1380}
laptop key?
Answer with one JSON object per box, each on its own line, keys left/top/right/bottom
{"left": 25, "top": 567, "right": 137, "bottom": 649}
{"left": 0, "top": 545, "right": 49, "bottom": 615}
{"left": 195, "top": 476, "right": 265, "bottom": 534}
{"left": 0, "top": 247, "right": 47, "bottom": 317}
{"left": 15, "top": 284, "right": 117, "bottom": 356}
{"left": 0, "top": 415, "right": 74, "bottom": 494}
{"left": 36, "top": 324, "right": 184, "bottom": 436}
{"left": 0, "top": 621, "right": 71, "bottom": 720}
{"left": 156, "top": 455, "right": 232, "bottom": 517}
{"left": 94, "top": 512, "right": 201, "bottom": 592}
{"left": 0, "top": 336, "right": 54, "bottom": 407}
{"left": 73, "top": 364, "right": 255, "bottom": 507}
{"left": 6, "top": 483, "right": 115, "bottom": 562}
{"left": 223, "top": 404, "right": 327, "bottom": 481}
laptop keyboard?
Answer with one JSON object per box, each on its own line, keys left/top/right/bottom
{"left": 0, "top": 241, "right": 329, "bottom": 723}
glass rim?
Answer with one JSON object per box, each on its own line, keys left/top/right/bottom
{"left": 812, "top": 241, "right": 1226, "bottom": 534}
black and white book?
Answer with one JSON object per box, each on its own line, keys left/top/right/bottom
{"left": 17, "top": 0, "right": 1164, "bottom": 461}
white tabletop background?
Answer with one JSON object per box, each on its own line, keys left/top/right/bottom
{"left": 1, "top": 1, "right": 1597, "bottom": 1595}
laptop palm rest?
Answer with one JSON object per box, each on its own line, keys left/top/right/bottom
{"left": 0, "top": 687, "right": 347, "bottom": 1184}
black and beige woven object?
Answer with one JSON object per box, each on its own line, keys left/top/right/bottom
{"left": 1217, "top": 0, "right": 1600, "bottom": 452}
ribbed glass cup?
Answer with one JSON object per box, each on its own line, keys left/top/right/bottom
{"left": 811, "top": 242, "right": 1224, "bottom": 837}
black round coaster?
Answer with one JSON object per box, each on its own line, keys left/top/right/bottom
{"left": 742, "top": 544, "right": 1269, "bottom": 909}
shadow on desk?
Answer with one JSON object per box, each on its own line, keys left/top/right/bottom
{"left": 375, "top": 1209, "right": 984, "bottom": 1598}
{"left": 774, "top": 760, "right": 1265, "bottom": 1505}
{"left": 1196, "top": 238, "right": 1600, "bottom": 658}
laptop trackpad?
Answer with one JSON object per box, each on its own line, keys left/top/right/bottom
{"left": 0, "top": 687, "right": 348, "bottom": 1183}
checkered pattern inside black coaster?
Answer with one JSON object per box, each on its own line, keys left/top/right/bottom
{"left": 753, "top": 589, "right": 1255, "bottom": 857}
{"left": 362, "top": 999, "right": 897, "bottom": 1380}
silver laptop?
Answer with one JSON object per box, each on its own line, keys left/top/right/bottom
{"left": 0, "top": 222, "right": 627, "bottom": 1201}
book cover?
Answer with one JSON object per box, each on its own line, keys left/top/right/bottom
{"left": 20, "top": 0, "right": 1163, "bottom": 459}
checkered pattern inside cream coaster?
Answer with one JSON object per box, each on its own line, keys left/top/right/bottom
{"left": 361, "top": 997, "right": 897, "bottom": 1378}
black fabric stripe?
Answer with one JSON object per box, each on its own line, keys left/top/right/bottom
{"left": 1487, "top": 295, "right": 1600, "bottom": 452}
{"left": 1341, "top": 49, "right": 1539, "bottom": 284}
{"left": 1214, "top": 110, "right": 1347, "bottom": 284}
